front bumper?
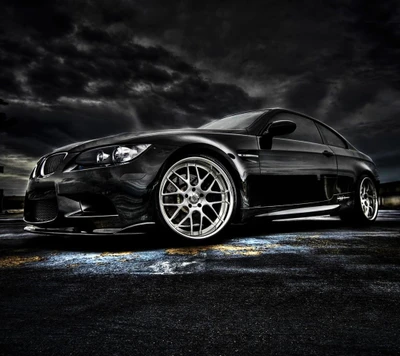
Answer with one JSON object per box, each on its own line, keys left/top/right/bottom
{"left": 24, "top": 222, "right": 156, "bottom": 236}
{"left": 24, "top": 145, "right": 172, "bottom": 231}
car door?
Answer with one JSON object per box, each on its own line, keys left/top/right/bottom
{"left": 315, "top": 122, "right": 357, "bottom": 195}
{"left": 257, "top": 112, "right": 338, "bottom": 207}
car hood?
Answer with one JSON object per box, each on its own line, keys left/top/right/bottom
{"left": 52, "top": 128, "right": 245, "bottom": 154}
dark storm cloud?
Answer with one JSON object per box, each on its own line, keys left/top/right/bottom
{"left": 0, "top": 0, "right": 400, "bottom": 194}
{"left": 1, "top": 102, "right": 133, "bottom": 156}
{"left": 348, "top": 0, "right": 400, "bottom": 72}
{"left": 335, "top": 81, "right": 380, "bottom": 115}
{"left": 77, "top": 25, "right": 113, "bottom": 44}
{"left": 0, "top": 19, "right": 259, "bottom": 121}
{"left": 0, "top": 38, "right": 40, "bottom": 69}
{"left": 27, "top": 55, "right": 88, "bottom": 100}
{"left": 0, "top": 13, "right": 260, "bottom": 184}
{"left": 284, "top": 76, "right": 331, "bottom": 115}
{"left": 0, "top": 0, "right": 74, "bottom": 39}
{"left": 0, "top": 72, "right": 21, "bottom": 96}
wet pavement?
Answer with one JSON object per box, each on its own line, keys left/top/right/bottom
{"left": 1, "top": 211, "right": 400, "bottom": 355}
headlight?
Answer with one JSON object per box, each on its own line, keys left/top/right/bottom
{"left": 31, "top": 165, "right": 37, "bottom": 178}
{"left": 96, "top": 150, "right": 110, "bottom": 163}
{"left": 112, "top": 145, "right": 150, "bottom": 163}
{"left": 75, "top": 144, "right": 151, "bottom": 168}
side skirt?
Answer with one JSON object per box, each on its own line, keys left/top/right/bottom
{"left": 255, "top": 204, "right": 340, "bottom": 218}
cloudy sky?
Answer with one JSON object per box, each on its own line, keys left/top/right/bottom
{"left": 1, "top": 0, "right": 399, "bottom": 195}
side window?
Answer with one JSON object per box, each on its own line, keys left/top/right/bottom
{"left": 270, "top": 113, "right": 323, "bottom": 144}
{"left": 317, "top": 123, "right": 347, "bottom": 149}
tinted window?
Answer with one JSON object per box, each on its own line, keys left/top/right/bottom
{"left": 200, "top": 110, "right": 266, "bottom": 130}
{"left": 271, "top": 113, "right": 323, "bottom": 144}
{"left": 317, "top": 123, "right": 347, "bottom": 148}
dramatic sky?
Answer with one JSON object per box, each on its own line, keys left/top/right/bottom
{"left": 1, "top": 0, "right": 400, "bottom": 195}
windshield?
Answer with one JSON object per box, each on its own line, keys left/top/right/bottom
{"left": 199, "top": 110, "right": 266, "bottom": 130}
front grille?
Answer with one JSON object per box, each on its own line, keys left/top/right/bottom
{"left": 42, "top": 153, "right": 66, "bottom": 176}
{"left": 30, "top": 199, "right": 58, "bottom": 222}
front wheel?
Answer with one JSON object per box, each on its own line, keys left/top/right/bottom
{"left": 156, "top": 156, "right": 236, "bottom": 240}
{"left": 340, "top": 175, "right": 379, "bottom": 223}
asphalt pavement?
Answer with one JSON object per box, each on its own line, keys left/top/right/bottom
{"left": 1, "top": 211, "right": 400, "bottom": 355}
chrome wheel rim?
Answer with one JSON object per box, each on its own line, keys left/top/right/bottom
{"left": 159, "top": 157, "right": 234, "bottom": 239}
{"left": 359, "top": 177, "right": 378, "bottom": 220}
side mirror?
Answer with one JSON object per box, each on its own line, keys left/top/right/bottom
{"left": 265, "top": 120, "right": 296, "bottom": 137}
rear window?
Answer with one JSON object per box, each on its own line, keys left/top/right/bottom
{"left": 317, "top": 123, "right": 347, "bottom": 149}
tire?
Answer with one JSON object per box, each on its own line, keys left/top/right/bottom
{"left": 340, "top": 175, "right": 379, "bottom": 224}
{"left": 156, "top": 155, "right": 237, "bottom": 240}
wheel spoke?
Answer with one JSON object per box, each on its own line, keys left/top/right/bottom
{"left": 190, "top": 214, "right": 194, "bottom": 235}
{"left": 194, "top": 164, "right": 201, "bottom": 185}
{"left": 208, "top": 200, "right": 230, "bottom": 205}
{"left": 169, "top": 206, "right": 183, "bottom": 221}
{"left": 173, "top": 170, "right": 188, "bottom": 184}
{"left": 177, "top": 212, "right": 191, "bottom": 227}
{"left": 203, "top": 213, "right": 218, "bottom": 229}
{"left": 205, "top": 203, "right": 223, "bottom": 222}
{"left": 199, "top": 212, "right": 204, "bottom": 235}
{"left": 200, "top": 171, "right": 211, "bottom": 185}
{"left": 207, "top": 188, "right": 230, "bottom": 194}
{"left": 162, "top": 191, "right": 182, "bottom": 196}
{"left": 167, "top": 177, "right": 182, "bottom": 192}
{"left": 187, "top": 164, "right": 191, "bottom": 184}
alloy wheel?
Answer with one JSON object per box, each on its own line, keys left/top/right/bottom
{"left": 359, "top": 177, "right": 378, "bottom": 220}
{"left": 159, "top": 157, "right": 234, "bottom": 239}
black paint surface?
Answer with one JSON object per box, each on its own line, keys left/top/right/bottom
{"left": 23, "top": 109, "right": 379, "bottom": 231}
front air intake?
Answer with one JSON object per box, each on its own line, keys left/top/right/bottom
{"left": 41, "top": 153, "right": 67, "bottom": 176}
{"left": 24, "top": 198, "right": 58, "bottom": 223}
{"left": 32, "top": 199, "right": 58, "bottom": 222}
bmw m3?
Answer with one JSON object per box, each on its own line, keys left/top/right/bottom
{"left": 24, "top": 108, "right": 380, "bottom": 240}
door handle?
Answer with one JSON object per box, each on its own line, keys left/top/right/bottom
{"left": 323, "top": 150, "right": 334, "bottom": 157}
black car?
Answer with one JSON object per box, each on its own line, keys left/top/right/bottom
{"left": 24, "top": 108, "right": 379, "bottom": 240}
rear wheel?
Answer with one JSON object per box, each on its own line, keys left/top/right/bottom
{"left": 340, "top": 175, "right": 379, "bottom": 223}
{"left": 157, "top": 156, "right": 236, "bottom": 240}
